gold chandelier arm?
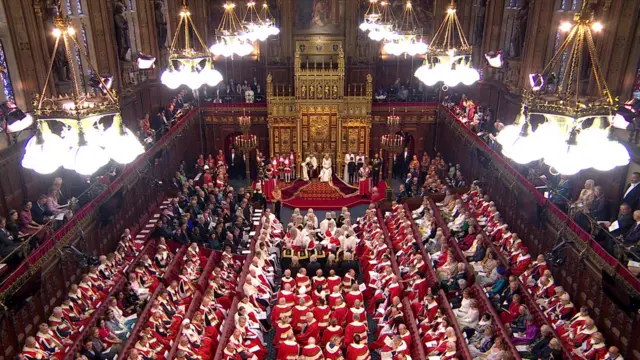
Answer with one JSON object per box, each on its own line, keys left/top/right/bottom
{"left": 453, "top": 13, "right": 469, "bottom": 49}
{"left": 538, "top": 26, "right": 577, "bottom": 78}
{"left": 68, "top": 34, "right": 117, "bottom": 103}
{"left": 186, "top": 15, "right": 209, "bottom": 51}
{"left": 61, "top": 33, "right": 81, "bottom": 102}
{"left": 559, "top": 26, "right": 581, "bottom": 100}
{"left": 169, "top": 15, "right": 185, "bottom": 54}
{"left": 37, "top": 36, "right": 62, "bottom": 110}
{"left": 184, "top": 9, "right": 190, "bottom": 50}
{"left": 585, "top": 28, "right": 613, "bottom": 105}
{"left": 431, "top": 13, "right": 448, "bottom": 47}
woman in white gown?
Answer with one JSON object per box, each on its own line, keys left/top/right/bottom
{"left": 319, "top": 154, "right": 333, "bottom": 182}
{"left": 302, "top": 154, "right": 317, "bottom": 181}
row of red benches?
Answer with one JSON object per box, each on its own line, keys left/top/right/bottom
{"left": 402, "top": 205, "right": 475, "bottom": 360}
{"left": 58, "top": 197, "right": 168, "bottom": 359}
{"left": 428, "top": 200, "right": 522, "bottom": 359}
{"left": 376, "top": 209, "right": 429, "bottom": 360}
{"left": 212, "top": 212, "right": 263, "bottom": 360}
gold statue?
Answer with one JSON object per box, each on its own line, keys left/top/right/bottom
{"left": 301, "top": 84, "right": 306, "bottom": 99}
{"left": 317, "top": 85, "right": 323, "bottom": 99}
{"left": 332, "top": 85, "right": 338, "bottom": 98}
{"left": 309, "top": 84, "right": 315, "bottom": 99}
{"left": 325, "top": 85, "right": 330, "bottom": 99}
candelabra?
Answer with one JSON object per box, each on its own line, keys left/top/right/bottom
{"left": 380, "top": 125, "right": 404, "bottom": 201}
{"left": 234, "top": 112, "right": 257, "bottom": 186}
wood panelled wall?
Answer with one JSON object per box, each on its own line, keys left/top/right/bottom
{"left": 435, "top": 111, "right": 640, "bottom": 360}
{"left": 0, "top": 109, "right": 204, "bottom": 360}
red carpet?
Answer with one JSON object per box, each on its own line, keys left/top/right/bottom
{"left": 278, "top": 176, "right": 370, "bottom": 209}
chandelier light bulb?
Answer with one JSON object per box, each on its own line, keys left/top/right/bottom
{"left": 161, "top": 67, "right": 181, "bottom": 89}
{"left": 496, "top": 124, "right": 521, "bottom": 151}
{"left": 442, "top": 68, "right": 461, "bottom": 87}
{"left": 179, "top": 65, "right": 203, "bottom": 90}
{"left": 200, "top": 64, "right": 224, "bottom": 87}
{"left": 559, "top": 22, "right": 573, "bottom": 33}
{"left": 104, "top": 115, "right": 144, "bottom": 164}
{"left": 545, "top": 143, "right": 589, "bottom": 175}
{"left": 502, "top": 122, "right": 542, "bottom": 165}
{"left": 22, "top": 122, "right": 68, "bottom": 174}
{"left": 591, "top": 22, "right": 603, "bottom": 32}
{"left": 64, "top": 143, "right": 110, "bottom": 175}
{"left": 460, "top": 65, "right": 480, "bottom": 86}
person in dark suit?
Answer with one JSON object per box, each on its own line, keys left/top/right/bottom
{"left": 392, "top": 153, "right": 401, "bottom": 179}
{"left": 340, "top": 252, "right": 359, "bottom": 278}
{"left": 0, "top": 216, "right": 20, "bottom": 265}
{"left": 372, "top": 153, "right": 382, "bottom": 186}
{"left": 306, "top": 255, "right": 322, "bottom": 278}
{"left": 31, "top": 195, "right": 54, "bottom": 225}
{"left": 227, "top": 148, "right": 239, "bottom": 180}
{"left": 396, "top": 184, "right": 409, "bottom": 204}
{"left": 80, "top": 338, "right": 107, "bottom": 360}
{"left": 550, "top": 175, "right": 572, "bottom": 212}
{"left": 587, "top": 186, "right": 608, "bottom": 221}
{"left": 622, "top": 210, "right": 640, "bottom": 245}
{"left": 468, "top": 242, "right": 487, "bottom": 262}
{"left": 606, "top": 203, "right": 634, "bottom": 237}
{"left": 401, "top": 147, "right": 411, "bottom": 179}
{"left": 404, "top": 173, "right": 413, "bottom": 197}
{"left": 622, "top": 172, "right": 640, "bottom": 210}
{"left": 529, "top": 326, "right": 554, "bottom": 359}
{"left": 347, "top": 156, "right": 356, "bottom": 184}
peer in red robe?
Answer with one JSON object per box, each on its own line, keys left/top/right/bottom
{"left": 296, "top": 313, "right": 321, "bottom": 345}
{"left": 271, "top": 298, "right": 293, "bottom": 324}
{"left": 301, "top": 339, "right": 324, "bottom": 360}
{"left": 276, "top": 335, "right": 300, "bottom": 360}
{"left": 344, "top": 314, "right": 368, "bottom": 347}
{"left": 346, "top": 335, "right": 371, "bottom": 360}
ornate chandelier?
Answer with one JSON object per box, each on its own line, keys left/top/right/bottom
{"left": 382, "top": 1, "right": 428, "bottom": 56}
{"left": 162, "top": 1, "right": 223, "bottom": 90}
{"left": 22, "top": 15, "right": 143, "bottom": 176}
{"left": 359, "top": 0, "right": 382, "bottom": 32}
{"left": 238, "top": 1, "right": 280, "bottom": 42}
{"left": 366, "top": 1, "right": 397, "bottom": 42}
{"left": 210, "top": 2, "right": 255, "bottom": 58}
{"left": 414, "top": 1, "right": 479, "bottom": 87}
{"left": 496, "top": 5, "right": 629, "bottom": 175}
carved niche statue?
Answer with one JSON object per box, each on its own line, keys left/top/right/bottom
{"left": 154, "top": 0, "right": 168, "bottom": 49}
{"left": 114, "top": 1, "right": 131, "bottom": 61}
{"left": 44, "top": 1, "right": 71, "bottom": 83}
{"left": 473, "top": 1, "right": 486, "bottom": 46}
{"left": 510, "top": 0, "right": 530, "bottom": 58}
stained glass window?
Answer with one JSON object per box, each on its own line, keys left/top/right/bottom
{"left": 66, "top": 0, "right": 73, "bottom": 15}
{"left": 560, "top": 0, "right": 569, "bottom": 10}
{"left": 81, "top": 24, "right": 92, "bottom": 76}
{"left": 76, "top": 0, "right": 83, "bottom": 15}
{"left": 571, "top": 0, "right": 579, "bottom": 10}
{"left": 0, "top": 40, "right": 14, "bottom": 103}
{"left": 73, "top": 44, "right": 86, "bottom": 93}
{"left": 552, "top": 31, "right": 569, "bottom": 86}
